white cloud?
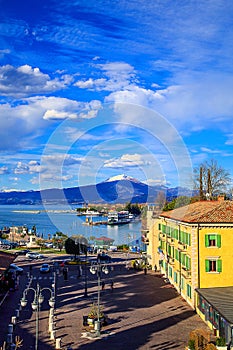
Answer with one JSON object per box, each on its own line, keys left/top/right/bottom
{"left": 0, "top": 166, "right": 9, "bottom": 175}
{"left": 0, "top": 64, "right": 72, "bottom": 97}
{"left": 14, "top": 162, "right": 29, "bottom": 174}
{"left": 104, "top": 153, "right": 150, "bottom": 168}
{"left": 74, "top": 62, "right": 135, "bottom": 92}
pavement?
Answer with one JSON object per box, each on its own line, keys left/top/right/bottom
{"left": 0, "top": 254, "right": 213, "bottom": 350}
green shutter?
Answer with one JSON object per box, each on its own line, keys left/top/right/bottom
{"left": 217, "top": 235, "right": 221, "bottom": 248}
{"left": 205, "top": 260, "right": 210, "bottom": 272}
{"left": 158, "top": 223, "right": 161, "bottom": 230}
{"left": 205, "top": 235, "right": 209, "bottom": 247}
{"left": 217, "top": 260, "right": 222, "bottom": 272}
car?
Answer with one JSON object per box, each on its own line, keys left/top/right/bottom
{"left": 40, "top": 263, "right": 50, "bottom": 273}
{"left": 16, "top": 249, "right": 31, "bottom": 256}
{"left": 8, "top": 264, "right": 24, "bottom": 275}
{"left": 26, "top": 252, "right": 44, "bottom": 259}
{"left": 97, "top": 253, "right": 112, "bottom": 263}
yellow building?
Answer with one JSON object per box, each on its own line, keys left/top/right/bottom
{"left": 147, "top": 199, "right": 233, "bottom": 343}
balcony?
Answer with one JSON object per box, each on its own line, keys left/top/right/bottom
{"left": 181, "top": 267, "right": 191, "bottom": 279}
{"left": 178, "top": 242, "right": 188, "bottom": 251}
{"left": 168, "top": 257, "right": 175, "bottom": 265}
{"left": 167, "top": 237, "right": 175, "bottom": 245}
{"left": 159, "top": 233, "right": 166, "bottom": 240}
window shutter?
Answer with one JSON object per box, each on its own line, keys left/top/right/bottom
{"left": 205, "top": 235, "right": 209, "bottom": 247}
{"left": 205, "top": 260, "right": 209, "bottom": 272}
{"left": 217, "top": 235, "right": 221, "bottom": 248}
{"left": 158, "top": 223, "right": 161, "bottom": 230}
{"left": 217, "top": 260, "right": 222, "bottom": 272}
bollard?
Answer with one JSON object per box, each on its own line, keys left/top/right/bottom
{"left": 50, "top": 330, "right": 56, "bottom": 340}
{"left": 55, "top": 338, "right": 62, "bottom": 349}
{"left": 11, "top": 316, "right": 17, "bottom": 325}
{"left": 15, "top": 309, "right": 20, "bottom": 319}
{"left": 8, "top": 324, "right": 13, "bottom": 334}
{"left": 6, "top": 333, "right": 13, "bottom": 344}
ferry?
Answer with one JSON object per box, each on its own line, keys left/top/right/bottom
{"left": 107, "top": 210, "right": 132, "bottom": 225}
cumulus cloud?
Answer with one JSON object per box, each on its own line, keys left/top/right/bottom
{"left": 0, "top": 64, "right": 72, "bottom": 97}
{"left": 0, "top": 166, "right": 9, "bottom": 175}
{"left": 74, "top": 62, "right": 135, "bottom": 92}
{"left": 0, "top": 96, "right": 102, "bottom": 151}
{"left": 104, "top": 153, "right": 150, "bottom": 168}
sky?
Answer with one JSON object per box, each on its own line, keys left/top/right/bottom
{"left": 1, "top": 0, "right": 233, "bottom": 192}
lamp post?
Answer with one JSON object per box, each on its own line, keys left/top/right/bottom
{"left": 90, "top": 263, "right": 109, "bottom": 336}
{"left": 84, "top": 250, "right": 88, "bottom": 298}
{"left": 20, "top": 283, "right": 55, "bottom": 350}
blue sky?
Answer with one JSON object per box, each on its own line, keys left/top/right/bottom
{"left": 1, "top": 0, "right": 233, "bottom": 191}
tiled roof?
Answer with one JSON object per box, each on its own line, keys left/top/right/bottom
{"left": 95, "top": 236, "right": 114, "bottom": 241}
{"left": 0, "top": 251, "right": 16, "bottom": 275}
{"left": 196, "top": 287, "right": 233, "bottom": 325}
{"left": 161, "top": 200, "right": 233, "bottom": 223}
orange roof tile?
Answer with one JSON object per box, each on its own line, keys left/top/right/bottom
{"left": 161, "top": 200, "right": 233, "bottom": 223}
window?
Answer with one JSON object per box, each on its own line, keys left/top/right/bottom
{"left": 205, "top": 259, "right": 222, "bottom": 272}
{"left": 169, "top": 266, "right": 172, "bottom": 277}
{"left": 187, "top": 284, "right": 192, "bottom": 298}
{"left": 205, "top": 234, "right": 221, "bottom": 248}
{"left": 174, "top": 271, "right": 178, "bottom": 283}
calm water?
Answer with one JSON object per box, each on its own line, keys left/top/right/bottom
{"left": 0, "top": 204, "right": 142, "bottom": 245}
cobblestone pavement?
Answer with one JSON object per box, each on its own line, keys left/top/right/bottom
{"left": 0, "top": 255, "right": 212, "bottom": 350}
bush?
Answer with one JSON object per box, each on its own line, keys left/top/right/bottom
{"left": 216, "top": 337, "right": 226, "bottom": 346}
{"left": 188, "top": 339, "right": 195, "bottom": 350}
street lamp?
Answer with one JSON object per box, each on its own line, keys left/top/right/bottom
{"left": 90, "top": 263, "right": 109, "bottom": 336}
{"left": 20, "top": 283, "right": 55, "bottom": 350}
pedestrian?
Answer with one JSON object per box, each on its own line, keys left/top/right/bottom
{"left": 101, "top": 280, "right": 105, "bottom": 290}
{"left": 110, "top": 279, "right": 114, "bottom": 291}
{"left": 154, "top": 264, "right": 157, "bottom": 273}
{"left": 63, "top": 267, "right": 68, "bottom": 280}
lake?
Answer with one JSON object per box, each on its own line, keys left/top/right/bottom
{"left": 0, "top": 204, "right": 142, "bottom": 246}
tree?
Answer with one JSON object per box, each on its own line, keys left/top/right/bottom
{"left": 163, "top": 196, "right": 192, "bottom": 211}
{"left": 193, "top": 159, "right": 231, "bottom": 198}
{"left": 64, "top": 236, "right": 88, "bottom": 259}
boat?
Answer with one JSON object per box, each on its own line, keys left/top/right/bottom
{"left": 107, "top": 211, "right": 132, "bottom": 225}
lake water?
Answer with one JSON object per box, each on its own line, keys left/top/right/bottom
{"left": 0, "top": 204, "right": 142, "bottom": 245}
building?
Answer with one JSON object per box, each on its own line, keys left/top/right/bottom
{"left": 93, "top": 236, "right": 114, "bottom": 248}
{"left": 147, "top": 198, "right": 233, "bottom": 343}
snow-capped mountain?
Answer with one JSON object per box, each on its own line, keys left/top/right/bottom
{"left": 103, "top": 174, "right": 142, "bottom": 183}
{"left": 0, "top": 175, "right": 195, "bottom": 205}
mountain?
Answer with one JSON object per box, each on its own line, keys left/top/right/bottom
{"left": 0, "top": 175, "right": 195, "bottom": 205}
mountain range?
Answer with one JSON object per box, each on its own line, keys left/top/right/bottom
{"left": 0, "top": 175, "right": 194, "bottom": 205}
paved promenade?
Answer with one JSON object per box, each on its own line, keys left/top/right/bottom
{"left": 0, "top": 256, "right": 212, "bottom": 350}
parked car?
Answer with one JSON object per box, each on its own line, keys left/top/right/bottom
{"left": 26, "top": 252, "right": 44, "bottom": 259}
{"left": 16, "top": 249, "right": 31, "bottom": 256}
{"left": 40, "top": 263, "right": 50, "bottom": 273}
{"left": 7, "top": 264, "right": 24, "bottom": 275}
{"left": 97, "top": 253, "right": 112, "bottom": 263}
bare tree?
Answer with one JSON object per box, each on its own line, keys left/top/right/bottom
{"left": 193, "top": 159, "right": 231, "bottom": 197}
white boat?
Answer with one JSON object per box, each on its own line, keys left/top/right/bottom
{"left": 107, "top": 211, "right": 131, "bottom": 225}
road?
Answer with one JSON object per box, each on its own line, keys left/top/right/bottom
{"left": 0, "top": 252, "right": 212, "bottom": 350}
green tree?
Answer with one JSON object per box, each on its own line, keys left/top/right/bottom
{"left": 64, "top": 236, "right": 88, "bottom": 259}
{"left": 163, "top": 196, "right": 192, "bottom": 211}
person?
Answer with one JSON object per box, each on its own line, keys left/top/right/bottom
{"left": 101, "top": 280, "right": 105, "bottom": 290}
{"left": 110, "top": 280, "right": 114, "bottom": 291}
{"left": 154, "top": 264, "right": 157, "bottom": 273}
{"left": 63, "top": 267, "right": 68, "bottom": 280}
